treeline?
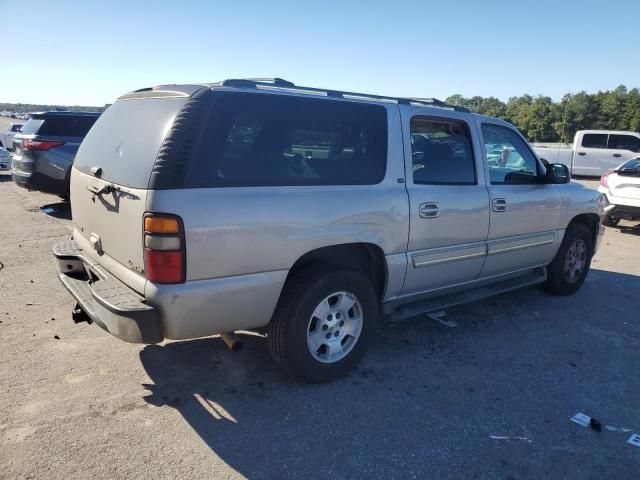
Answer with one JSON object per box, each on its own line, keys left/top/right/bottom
{"left": 445, "top": 85, "right": 640, "bottom": 143}
{"left": 0, "top": 102, "right": 104, "bottom": 113}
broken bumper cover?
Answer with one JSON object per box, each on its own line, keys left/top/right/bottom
{"left": 53, "top": 239, "right": 163, "bottom": 344}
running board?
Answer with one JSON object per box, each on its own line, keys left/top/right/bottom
{"left": 385, "top": 267, "right": 547, "bottom": 322}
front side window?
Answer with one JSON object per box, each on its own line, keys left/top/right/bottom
{"left": 410, "top": 117, "right": 475, "bottom": 185}
{"left": 482, "top": 124, "right": 540, "bottom": 185}
{"left": 188, "top": 93, "right": 388, "bottom": 187}
{"left": 581, "top": 133, "right": 608, "bottom": 149}
{"left": 608, "top": 134, "right": 640, "bottom": 152}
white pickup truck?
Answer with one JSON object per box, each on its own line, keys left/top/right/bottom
{"left": 0, "top": 122, "right": 24, "bottom": 150}
{"left": 533, "top": 130, "right": 640, "bottom": 177}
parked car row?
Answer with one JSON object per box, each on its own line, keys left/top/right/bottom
{"left": 51, "top": 78, "right": 606, "bottom": 382}
{"left": 0, "top": 122, "right": 23, "bottom": 150}
{"left": 9, "top": 111, "right": 100, "bottom": 198}
{"left": 0, "top": 146, "right": 11, "bottom": 170}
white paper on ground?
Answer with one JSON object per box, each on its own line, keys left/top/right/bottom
{"left": 570, "top": 412, "right": 592, "bottom": 428}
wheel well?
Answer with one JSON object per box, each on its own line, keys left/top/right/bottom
{"left": 286, "top": 243, "right": 387, "bottom": 299}
{"left": 568, "top": 213, "right": 599, "bottom": 248}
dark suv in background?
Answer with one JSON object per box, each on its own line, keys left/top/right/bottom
{"left": 12, "top": 111, "right": 100, "bottom": 198}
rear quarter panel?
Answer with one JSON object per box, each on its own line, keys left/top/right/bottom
{"left": 146, "top": 103, "right": 409, "bottom": 283}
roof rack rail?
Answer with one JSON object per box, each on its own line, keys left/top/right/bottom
{"left": 221, "top": 78, "right": 295, "bottom": 88}
{"left": 213, "top": 78, "right": 470, "bottom": 113}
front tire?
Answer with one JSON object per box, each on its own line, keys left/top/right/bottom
{"left": 267, "top": 267, "right": 378, "bottom": 383}
{"left": 544, "top": 223, "right": 593, "bottom": 295}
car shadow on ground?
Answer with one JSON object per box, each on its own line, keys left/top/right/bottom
{"left": 618, "top": 223, "right": 640, "bottom": 236}
{"left": 0, "top": 174, "right": 13, "bottom": 182}
{"left": 139, "top": 269, "right": 640, "bottom": 479}
{"left": 39, "top": 202, "right": 71, "bottom": 220}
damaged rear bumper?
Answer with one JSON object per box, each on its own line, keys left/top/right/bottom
{"left": 53, "top": 239, "right": 163, "bottom": 344}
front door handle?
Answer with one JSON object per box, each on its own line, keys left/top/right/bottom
{"left": 577, "top": 152, "right": 586, "bottom": 156}
{"left": 419, "top": 202, "right": 439, "bottom": 218}
{"left": 492, "top": 198, "right": 507, "bottom": 212}
{"left": 613, "top": 153, "right": 622, "bottom": 158}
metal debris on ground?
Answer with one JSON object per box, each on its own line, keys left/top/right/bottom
{"left": 571, "top": 412, "right": 636, "bottom": 434}
{"left": 571, "top": 412, "right": 598, "bottom": 430}
{"left": 489, "top": 435, "right": 532, "bottom": 443}
{"left": 427, "top": 310, "right": 458, "bottom": 327}
{"left": 627, "top": 434, "right": 640, "bottom": 448}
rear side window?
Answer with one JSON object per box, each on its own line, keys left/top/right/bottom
{"left": 37, "top": 116, "right": 98, "bottom": 137}
{"left": 410, "top": 117, "right": 475, "bottom": 185}
{"left": 18, "top": 116, "right": 98, "bottom": 137}
{"left": 187, "top": 92, "right": 387, "bottom": 187}
{"left": 608, "top": 134, "right": 640, "bottom": 152}
{"left": 581, "top": 134, "right": 607, "bottom": 149}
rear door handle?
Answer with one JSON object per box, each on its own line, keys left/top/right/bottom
{"left": 613, "top": 153, "right": 622, "bottom": 158}
{"left": 492, "top": 198, "right": 507, "bottom": 212}
{"left": 577, "top": 152, "right": 586, "bottom": 156}
{"left": 419, "top": 202, "right": 440, "bottom": 218}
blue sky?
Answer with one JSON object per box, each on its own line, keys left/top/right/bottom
{"left": 1, "top": 0, "right": 639, "bottom": 106}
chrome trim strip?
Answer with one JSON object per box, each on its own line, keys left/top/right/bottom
{"left": 487, "top": 231, "right": 556, "bottom": 255}
{"left": 412, "top": 243, "right": 486, "bottom": 268}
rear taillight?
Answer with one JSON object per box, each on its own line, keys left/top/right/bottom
{"left": 143, "top": 214, "right": 185, "bottom": 283}
{"left": 600, "top": 170, "right": 614, "bottom": 188}
{"left": 22, "top": 139, "right": 65, "bottom": 151}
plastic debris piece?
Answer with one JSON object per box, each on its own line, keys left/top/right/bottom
{"left": 589, "top": 417, "right": 602, "bottom": 432}
{"left": 427, "top": 311, "right": 458, "bottom": 327}
{"left": 570, "top": 412, "right": 591, "bottom": 428}
{"left": 605, "top": 426, "right": 633, "bottom": 433}
{"left": 490, "top": 435, "right": 532, "bottom": 443}
{"left": 627, "top": 434, "right": 640, "bottom": 448}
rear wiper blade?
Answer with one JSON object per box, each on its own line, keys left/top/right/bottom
{"left": 86, "top": 183, "right": 119, "bottom": 196}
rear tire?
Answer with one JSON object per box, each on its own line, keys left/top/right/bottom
{"left": 603, "top": 215, "right": 620, "bottom": 227}
{"left": 544, "top": 223, "right": 593, "bottom": 295}
{"left": 267, "top": 267, "right": 378, "bottom": 383}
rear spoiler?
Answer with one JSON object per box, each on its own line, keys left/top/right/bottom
{"left": 117, "top": 85, "right": 206, "bottom": 101}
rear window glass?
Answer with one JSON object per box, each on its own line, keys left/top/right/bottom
{"left": 18, "top": 115, "right": 98, "bottom": 137}
{"left": 74, "top": 98, "right": 187, "bottom": 188}
{"left": 186, "top": 92, "right": 387, "bottom": 187}
{"left": 581, "top": 134, "right": 607, "bottom": 149}
{"left": 19, "top": 119, "right": 44, "bottom": 135}
{"left": 618, "top": 159, "right": 640, "bottom": 176}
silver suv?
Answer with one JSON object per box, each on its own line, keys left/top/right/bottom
{"left": 54, "top": 78, "right": 605, "bottom": 382}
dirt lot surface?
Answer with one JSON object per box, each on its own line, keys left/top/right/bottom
{"left": 1, "top": 174, "right": 639, "bottom": 479}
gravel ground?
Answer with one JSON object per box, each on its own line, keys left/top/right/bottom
{"left": 1, "top": 173, "right": 639, "bottom": 479}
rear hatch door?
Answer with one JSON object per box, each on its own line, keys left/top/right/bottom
{"left": 71, "top": 95, "right": 192, "bottom": 292}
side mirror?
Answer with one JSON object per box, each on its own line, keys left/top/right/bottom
{"left": 548, "top": 163, "right": 570, "bottom": 184}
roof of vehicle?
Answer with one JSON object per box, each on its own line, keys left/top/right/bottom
{"left": 470, "top": 113, "right": 517, "bottom": 129}
{"left": 28, "top": 111, "right": 101, "bottom": 118}
{"left": 117, "top": 78, "right": 472, "bottom": 113}
{"left": 576, "top": 130, "right": 640, "bottom": 136}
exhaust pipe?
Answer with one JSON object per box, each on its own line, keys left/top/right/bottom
{"left": 604, "top": 204, "right": 617, "bottom": 214}
{"left": 220, "top": 332, "right": 243, "bottom": 352}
